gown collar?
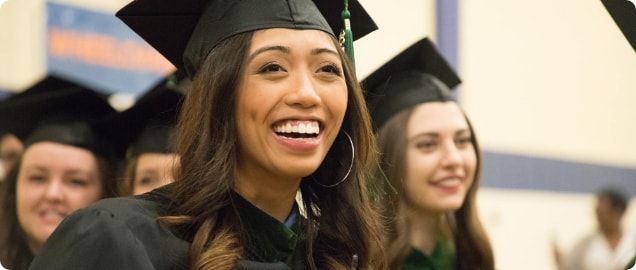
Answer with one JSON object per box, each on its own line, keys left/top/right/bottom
{"left": 232, "top": 192, "right": 302, "bottom": 263}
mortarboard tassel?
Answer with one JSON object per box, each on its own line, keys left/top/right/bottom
{"left": 340, "top": 0, "right": 355, "bottom": 67}
{"left": 165, "top": 73, "right": 179, "bottom": 89}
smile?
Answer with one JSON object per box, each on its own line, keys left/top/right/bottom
{"left": 273, "top": 120, "right": 320, "bottom": 139}
{"left": 39, "top": 209, "right": 67, "bottom": 223}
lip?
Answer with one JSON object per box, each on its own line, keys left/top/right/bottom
{"left": 270, "top": 116, "right": 325, "bottom": 152}
{"left": 37, "top": 208, "right": 67, "bottom": 225}
{"left": 271, "top": 116, "right": 325, "bottom": 130}
{"left": 272, "top": 130, "right": 323, "bottom": 152}
{"left": 429, "top": 176, "right": 464, "bottom": 193}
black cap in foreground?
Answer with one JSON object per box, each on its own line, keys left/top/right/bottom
{"left": 116, "top": 0, "right": 378, "bottom": 78}
{"left": 601, "top": 0, "right": 636, "bottom": 51}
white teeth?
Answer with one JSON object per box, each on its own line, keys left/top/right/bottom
{"left": 437, "top": 179, "right": 461, "bottom": 187}
{"left": 274, "top": 121, "right": 319, "bottom": 134}
{"left": 42, "top": 210, "right": 65, "bottom": 221}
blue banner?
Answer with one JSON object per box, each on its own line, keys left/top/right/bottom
{"left": 46, "top": 2, "right": 175, "bottom": 97}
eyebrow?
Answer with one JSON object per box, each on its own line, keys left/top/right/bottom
{"left": 138, "top": 169, "right": 160, "bottom": 175}
{"left": 408, "top": 132, "right": 439, "bottom": 142}
{"left": 311, "top": 47, "right": 339, "bottom": 57}
{"left": 408, "top": 129, "right": 471, "bottom": 141}
{"left": 247, "top": 45, "right": 290, "bottom": 62}
{"left": 247, "top": 46, "right": 339, "bottom": 62}
{"left": 62, "top": 170, "right": 94, "bottom": 179}
{"left": 23, "top": 165, "right": 47, "bottom": 173}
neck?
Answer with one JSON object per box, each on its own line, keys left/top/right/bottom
{"left": 408, "top": 208, "right": 443, "bottom": 255}
{"left": 234, "top": 169, "right": 300, "bottom": 222}
{"left": 27, "top": 239, "right": 41, "bottom": 255}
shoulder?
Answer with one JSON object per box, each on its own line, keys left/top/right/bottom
{"left": 30, "top": 189, "right": 190, "bottom": 270}
{"left": 88, "top": 193, "right": 166, "bottom": 225}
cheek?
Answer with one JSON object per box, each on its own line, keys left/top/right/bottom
{"left": 325, "top": 86, "right": 348, "bottom": 119}
{"left": 16, "top": 178, "right": 37, "bottom": 210}
{"left": 67, "top": 185, "right": 102, "bottom": 210}
{"left": 403, "top": 152, "right": 436, "bottom": 199}
{"left": 405, "top": 151, "right": 436, "bottom": 182}
{"left": 463, "top": 149, "right": 478, "bottom": 184}
{"left": 236, "top": 79, "right": 274, "bottom": 117}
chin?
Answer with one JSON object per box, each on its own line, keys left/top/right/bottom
{"left": 285, "top": 165, "right": 320, "bottom": 179}
{"left": 277, "top": 156, "right": 324, "bottom": 177}
{"left": 439, "top": 200, "right": 466, "bottom": 212}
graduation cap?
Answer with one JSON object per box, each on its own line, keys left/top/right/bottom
{"left": 0, "top": 86, "right": 118, "bottom": 160}
{"left": 601, "top": 0, "right": 636, "bottom": 51}
{"left": 99, "top": 77, "right": 185, "bottom": 158}
{"left": 0, "top": 75, "right": 84, "bottom": 104}
{"left": 362, "top": 38, "right": 462, "bottom": 130}
{"left": 116, "top": 0, "right": 378, "bottom": 78}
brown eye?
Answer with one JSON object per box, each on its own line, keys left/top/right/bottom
{"left": 138, "top": 176, "right": 155, "bottom": 186}
{"left": 28, "top": 175, "right": 47, "bottom": 183}
{"left": 69, "top": 178, "right": 88, "bottom": 187}
{"left": 415, "top": 140, "right": 437, "bottom": 152}
{"left": 318, "top": 64, "right": 342, "bottom": 76}
{"left": 455, "top": 136, "right": 473, "bottom": 148}
{"left": 258, "top": 63, "right": 286, "bottom": 73}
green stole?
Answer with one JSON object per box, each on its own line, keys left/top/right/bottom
{"left": 232, "top": 193, "right": 302, "bottom": 263}
{"left": 626, "top": 254, "right": 636, "bottom": 270}
{"left": 402, "top": 238, "right": 455, "bottom": 270}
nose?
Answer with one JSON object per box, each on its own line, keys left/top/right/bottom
{"left": 284, "top": 71, "right": 321, "bottom": 108}
{"left": 44, "top": 179, "right": 64, "bottom": 202}
{"left": 440, "top": 141, "right": 463, "bottom": 168}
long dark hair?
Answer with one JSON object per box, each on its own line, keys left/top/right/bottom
{"left": 161, "top": 31, "right": 386, "bottom": 270}
{"left": 376, "top": 105, "right": 494, "bottom": 270}
{"left": 0, "top": 150, "right": 117, "bottom": 269}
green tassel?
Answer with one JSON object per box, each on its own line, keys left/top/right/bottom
{"left": 165, "top": 73, "right": 178, "bottom": 89}
{"left": 341, "top": 0, "right": 355, "bottom": 67}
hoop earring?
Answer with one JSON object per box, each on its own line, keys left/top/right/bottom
{"left": 313, "top": 131, "right": 355, "bottom": 188}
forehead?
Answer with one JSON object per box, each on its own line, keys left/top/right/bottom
{"left": 407, "top": 102, "right": 469, "bottom": 134}
{"left": 249, "top": 28, "right": 337, "bottom": 51}
{"left": 21, "top": 142, "right": 97, "bottom": 170}
{"left": 137, "top": 153, "right": 178, "bottom": 166}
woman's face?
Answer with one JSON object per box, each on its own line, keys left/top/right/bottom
{"left": 133, "top": 153, "right": 179, "bottom": 195}
{"left": 403, "top": 102, "right": 476, "bottom": 214}
{"left": 16, "top": 142, "right": 103, "bottom": 252}
{"left": 235, "top": 28, "right": 347, "bottom": 183}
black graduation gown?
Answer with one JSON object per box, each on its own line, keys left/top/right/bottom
{"left": 28, "top": 186, "right": 307, "bottom": 270}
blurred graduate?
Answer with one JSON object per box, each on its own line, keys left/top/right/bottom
{"left": 100, "top": 75, "right": 186, "bottom": 196}
{"left": 0, "top": 80, "right": 120, "bottom": 270}
{"left": 365, "top": 38, "right": 494, "bottom": 270}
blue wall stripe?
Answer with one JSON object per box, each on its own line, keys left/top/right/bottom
{"left": 481, "top": 151, "right": 636, "bottom": 197}
{"left": 436, "top": 0, "right": 459, "bottom": 70}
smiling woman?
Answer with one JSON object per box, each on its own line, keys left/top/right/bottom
{"left": 28, "top": 0, "right": 385, "bottom": 270}
{"left": 0, "top": 86, "right": 119, "bottom": 270}
{"left": 365, "top": 38, "right": 494, "bottom": 270}
{"left": 234, "top": 29, "right": 349, "bottom": 209}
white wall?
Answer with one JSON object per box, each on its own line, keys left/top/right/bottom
{"left": 0, "top": 0, "right": 46, "bottom": 91}
{"left": 355, "top": 0, "right": 436, "bottom": 79}
{"left": 460, "top": 0, "right": 636, "bottom": 168}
